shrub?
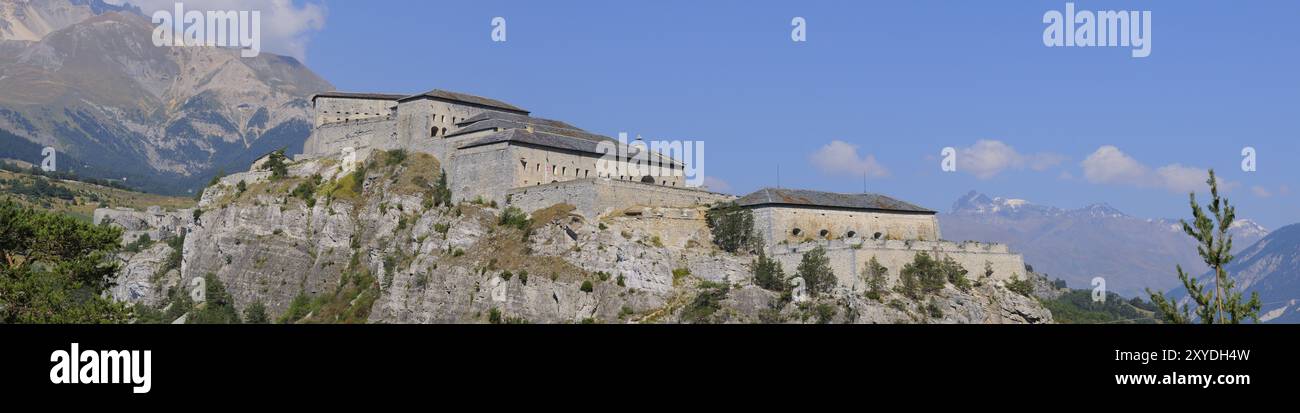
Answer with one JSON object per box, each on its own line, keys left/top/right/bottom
{"left": 580, "top": 280, "right": 594, "bottom": 293}
{"left": 236, "top": 180, "right": 247, "bottom": 195}
{"left": 278, "top": 293, "right": 314, "bottom": 324}
{"left": 926, "top": 299, "right": 944, "bottom": 318}
{"left": 1006, "top": 276, "right": 1034, "bottom": 297}
{"left": 813, "top": 303, "right": 836, "bottom": 324}
{"left": 680, "top": 282, "right": 730, "bottom": 324}
{"left": 243, "top": 301, "right": 270, "bottom": 324}
{"left": 498, "top": 206, "right": 529, "bottom": 230}
{"left": 488, "top": 307, "right": 502, "bottom": 324}
{"left": 123, "top": 233, "right": 154, "bottom": 253}
{"left": 383, "top": 149, "right": 407, "bottom": 166}
{"left": 292, "top": 174, "right": 322, "bottom": 206}
{"left": 672, "top": 268, "right": 691, "bottom": 286}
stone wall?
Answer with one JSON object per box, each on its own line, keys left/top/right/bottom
{"left": 447, "top": 142, "right": 517, "bottom": 204}
{"left": 397, "top": 99, "right": 509, "bottom": 161}
{"left": 603, "top": 208, "right": 714, "bottom": 249}
{"left": 506, "top": 178, "right": 734, "bottom": 218}
{"left": 451, "top": 142, "right": 691, "bottom": 206}
{"left": 301, "top": 117, "right": 399, "bottom": 158}
{"left": 769, "top": 239, "right": 1026, "bottom": 292}
{"left": 752, "top": 206, "right": 941, "bottom": 249}
{"left": 313, "top": 96, "right": 397, "bottom": 128}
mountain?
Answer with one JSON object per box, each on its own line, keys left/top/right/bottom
{"left": 1216, "top": 224, "right": 1300, "bottom": 323}
{"left": 0, "top": 0, "right": 332, "bottom": 194}
{"left": 939, "top": 191, "right": 1268, "bottom": 297}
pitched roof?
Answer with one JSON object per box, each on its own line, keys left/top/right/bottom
{"left": 448, "top": 112, "right": 588, "bottom": 139}
{"left": 735, "top": 188, "right": 934, "bottom": 214}
{"left": 398, "top": 89, "right": 529, "bottom": 114}
{"left": 311, "top": 92, "right": 406, "bottom": 102}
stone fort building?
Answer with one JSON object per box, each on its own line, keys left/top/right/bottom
{"left": 296, "top": 88, "right": 1026, "bottom": 290}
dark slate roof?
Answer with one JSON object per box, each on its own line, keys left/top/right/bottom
{"left": 735, "top": 188, "right": 935, "bottom": 214}
{"left": 398, "top": 89, "right": 529, "bottom": 114}
{"left": 447, "top": 113, "right": 593, "bottom": 140}
{"left": 311, "top": 92, "right": 406, "bottom": 102}
{"left": 458, "top": 129, "right": 683, "bottom": 167}
{"left": 456, "top": 111, "right": 582, "bottom": 131}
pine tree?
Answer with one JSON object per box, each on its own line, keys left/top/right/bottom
{"left": 1147, "top": 170, "right": 1261, "bottom": 324}
{"left": 705, "top": 202, "right": 758, "bottom": 253}
{"left": 434, "top": 168, "right": 452, "bottom": 207}
{"left": 752, "top": 251, "right": 786, "bottom": 292}
{"left": 863, "top": 256, "right": 888, "bottom": 300}
{"left": 796, "top": 246, "right": 836, "bottom": 296}
{"left": 0, "top": 200, "right": 132, "bottom": 323}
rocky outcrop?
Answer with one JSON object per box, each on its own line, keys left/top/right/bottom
{"left": 111, "top": 150, "right": 1054, "bottom": 324}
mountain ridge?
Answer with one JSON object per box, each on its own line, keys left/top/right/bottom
{"left": 941, "top": 190, "right": 1268, "bottom": 297}
{"left": 0, "top": 0, "right": 332, "bottom": 194}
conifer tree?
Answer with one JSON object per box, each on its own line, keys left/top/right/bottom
{"left": 1147, "top": 170, "right": 1261, "bottom": 324}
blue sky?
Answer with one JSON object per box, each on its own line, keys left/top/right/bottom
{"left": 294, "top": 0, "right": 1298, "bottom": 228}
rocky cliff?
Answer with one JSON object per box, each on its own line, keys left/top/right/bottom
{"left": 108, "top": 151, "right": 1052, "bottom": 324}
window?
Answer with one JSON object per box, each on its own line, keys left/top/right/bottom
{"left": 792, "top": 228, "right": 802, "bottom": 236}
{"left": 431, "top": 127, "right": 438, "bottom": 137}
{"left": 846, "top": 231, "right": 857, "bottom": 238}
{"left": 819, "top": 229, "right": 830, "bottom": 238}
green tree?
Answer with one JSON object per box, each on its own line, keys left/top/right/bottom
{"left": 261, "top": 149, "right": 289, "bottom": 180}
{"left": 796, "top": 246, "right": 836, "bottom": 296}
{"left": 0, "top": 200, "right": 132, "bottom": 323}
{"left": 189, "top": 273, "right": 242, "bottom": 324}
{"left": 1147, "top": 170, "right": 1261, "bottom": 324}
{"left": 752, "top": 251, "right": 787, "bottom": 292}
{"left": 705, "top": 202, "right": 758, "bottom": 253}
{"left": 243, "top": 301, "right": 270, "bottom": 324}
{"left": 941, "top": 256, "right": 971, "bottom": 292}
{"left": 863, "top": 256, "right": 888, "bottom": 300}
{"left": 900, "top": 252, "right": 945, "bottom": 296}
{"left": 434, "top": 168, "right": 452, "bottom": 207}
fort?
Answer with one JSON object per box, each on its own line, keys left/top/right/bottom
{"left": 288, "top": 88, "right": 1026, "bottom": 289}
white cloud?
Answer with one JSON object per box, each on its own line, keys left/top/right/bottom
{"left": 1251, "top": 186, "right": 1273, "bottom": 198}
{"left": 809, "top": 140, "right": 889, "bottom": 178}
{"left": 1081, "top": 146, "right": 1231, "bottom": 193}
{"left": 957, "top": 139, "right": 1065, "bottom": 179}
{"left": 1081, "top": 145, "right": 1149, "bottom": 184}
{"left": 703, "top": 176, "right": 732, "bottom": 193}
{"left": 109, "top": 0, "right": 327, "bottom": 61}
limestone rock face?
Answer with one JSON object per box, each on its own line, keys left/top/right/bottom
{"left": 111, "top": 152, "right": 1054, "bottom": 324}
{"left": 110, "top": 242, "right": 174, "bottom": 307}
